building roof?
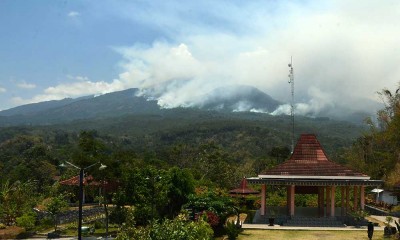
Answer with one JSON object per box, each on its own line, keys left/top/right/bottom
{"left": 229, "top": 177, "right": 259, "bottom": 195}
{"left": 59, "top": 175, "right": 101, "bottom": 186}
{"left": 259, "top": 134, "right": 369, "bottom": 179}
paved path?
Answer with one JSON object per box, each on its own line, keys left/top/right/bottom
{"left": 243, "top": 214, "right": 400, "bottom": 231}
{"left": 369, "top": 215, "right": 399, "bottom": 227}
{"left": 242, "top": 223, "right": 384, "bottom": 231}
{"left": 25, "top": 215, "right": 398, "bottom": 239}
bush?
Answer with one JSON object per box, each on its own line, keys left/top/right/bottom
{"left": 225, "top": 220, "right": 241, "bottom": 240}
{"left": 16, "top": 213, "right": 36, "bottom": 230}
{"left": 0, "top": 223, "right": 6, "bottom": 229}
{"left": 109, "top": 206, "right": 127, "bottom": 226}
{"left": 37, "top": 217, "right": 54, "bottom": 231}
{"left": 93, "top": 220, "right": 104, "bottom": 229}
{"left": 198, "top": 211, "right": 220, "bottom": 227}
{"left": 116, "top": 214, "right": 213, "bottom": 240}
{"left": 392, "top": 205, "right": 400, "bottom": 212}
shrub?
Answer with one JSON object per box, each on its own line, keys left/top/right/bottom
{"left": 16, "top": 213, "right": 36, "bottom": 230}
{"left": 116, "top": 214, "right": 213, "bottom": 240}
{"left": 392, "top": 205, "right": 400, "bottom": 212}
{"left": 93, "top": 220, "right": 104, "bottom": 229}
{"left": 225, "top": 220, "right": 241, "bottom": 240}
{"left": 198, "top": 211, "right": 220, "bottom": 227}
{"left": 0, "top": 223, "right": 6, "bottom": 229}
{"left": 109, "top": 205, "right": 127, "bottom": 226}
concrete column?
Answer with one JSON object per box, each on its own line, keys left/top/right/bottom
{"left": 289, "top": 185, "right": 295, "bottom": 216}
{"left": 318, "top": 187, "right": 324, "bottom": 217}
{"left": 341, "top": 186, "right": 345, "bottom": 216}
{"left": 346, "top": 186, "right": 350, "bottom": 214}
{"left": 261, "top": 184, "right": 266, "bottom": 216}
{"left": 326, "top": 186, "right": 331, "bottom": 216}
{"left": 360, "top": 185, "right": 365, "bottom": 210}
{"left": 287, "top": 186, "right": 290, "bottom": 215}
{"left": 330, "top": 186, "right": 336, "bottom": 217}
{"left": 353, "top": 186, "right": 358, "bottom": 210}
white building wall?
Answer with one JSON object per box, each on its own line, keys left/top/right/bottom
{"left": 377, "top": 191, "right": 398, "bottom": 205}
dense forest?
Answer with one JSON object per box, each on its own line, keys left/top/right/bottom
{"left": 343, "top": 86, "right": 400, "bottom": 185}
{"left": 0, "top": 109, "right": 363, "bottom": 189}
{"left": 0, "top": 84, "right": 398, "bottom": 238}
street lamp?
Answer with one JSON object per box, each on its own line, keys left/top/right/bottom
{"left": 146, "top": 176, "right": 161, "bottom": 219}
{"left": 60, "top": 161, "right": 107, "bottom": 240}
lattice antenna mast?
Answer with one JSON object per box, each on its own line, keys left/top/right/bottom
{"left": 288, "top": 57, "right": 295, "bottom": 153}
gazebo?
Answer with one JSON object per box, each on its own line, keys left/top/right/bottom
{"left": 229, "top": 177, "right": 259, "bottom": 197}
{"left": 59, "top": 175, "right": 102, "bottom": 203}
{"left": 247, "top": 134, "right": 383, "bottom": 223}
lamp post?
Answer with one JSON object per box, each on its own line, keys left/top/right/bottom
{"left": 146, "top": 175, "right": 161, "bottom": 219}
{"left": 60, "top": 161, "right": 107, "bottom": 240}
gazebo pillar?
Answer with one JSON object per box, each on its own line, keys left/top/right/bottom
{"left": 360, "top": 185, "right": 365, "bottom": 210}
{"left": 346, "top": 186, "right": 350, "bottom": 214}
{"left": 353, "top": 186, "right": 358, "bottom": 210}
{"left": 318, "top": 187, "right": 324, "bottom": 217}
{"left": 341, "top": 186, "right": 345, "bottom": 216}
{"left": 261, "top": 184, "right": 266, "bottom": 216}
{"left": 326, "top": 186, "right": 331, "bottom": 216}
{"left": 287, "top": 185, "right": 295, "bottom": 216}
{"left": 330, "top": 186, "right": 335, "bottom": 217}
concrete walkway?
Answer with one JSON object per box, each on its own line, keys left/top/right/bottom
{"left": 242, "top": 223, "right": 384, "bottom": 231}
{"left": 243, "top": 215, "right": 399, "bottom": 231}
{"left": 369, "top": 215, "right": 399, "bottom": 227}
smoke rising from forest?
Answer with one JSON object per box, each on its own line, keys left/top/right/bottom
{"left": 109, "top": 1, "right": 399, "bottom": 117}
{"left": 8, "top": 1, "right": 400, "bottom": 117}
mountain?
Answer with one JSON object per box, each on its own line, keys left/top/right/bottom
{"left": 195, "top": 85, "right": 281, "bottom": 112}
{"left": 0, "top": 88, "right": 161, "bottom": 126}
{"left": 0, "top": 85, "right": 367, "bottom": 161}
{"left": 0, "top": 96, "right": 89, "bottom": 117}
{"left": 0, "top": 85, "right": 375, "bottom": 127}
{"left": 0, "top": 85, "right": 282, "bottom": 126}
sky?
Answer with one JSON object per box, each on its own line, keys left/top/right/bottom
{"left": 0, "top": 0, "right": 399, "bottom": 115}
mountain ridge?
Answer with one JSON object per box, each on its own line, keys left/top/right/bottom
{"left": 0, "top": 85, "right": 376, "bottom": 126}
{"left": 0, "top": 85, "right": 282, "bottom": 126}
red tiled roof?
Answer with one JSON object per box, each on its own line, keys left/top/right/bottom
{"left": 260, "top": 134, "right": 368, "bottom": 177}
{"left": 229, "top": 177, "right": 259, "bottom": 195}
{"left": 59, "top": 175, "right": 101, "bottom": 186}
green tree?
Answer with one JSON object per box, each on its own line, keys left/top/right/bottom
{"left": 164, "top": 167, "right": 195, "bottom": 218}
{"left": 0, "top": 135, "right": 57, "bottom": 191}
{"left": 191, "top": 142, "right": 238, "bottom": 188}
{"left": 121, "top": 166, "right": 169, "bottom": 224}
{"left": 184, "top": 187, "right": 235, "bottom": 227}
{"left": 0, "top": 180, "right": 38, "bottom": 226}
{"left": 45, "top": 194, "right": 69, "bottom": 232}
{"left": 343, "top": 83, "right": 400, "bottom": 185}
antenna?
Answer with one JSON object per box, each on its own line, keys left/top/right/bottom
{"left": 288, "top": 57, "right": 294, "bottom": 153}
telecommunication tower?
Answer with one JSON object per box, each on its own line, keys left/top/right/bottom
{"left": 288, "top": 57, "right": 294, "bottom": 153}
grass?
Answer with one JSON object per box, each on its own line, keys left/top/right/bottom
{"left": 235, "top": 229, "right": 387, "bottom": 240}
{"left": 61, "top": 226, "right": 119, "bottom": 237}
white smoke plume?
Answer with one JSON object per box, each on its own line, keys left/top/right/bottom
{"left": 109, "top": 0, "right": 400, "bottom": 117}
{"left": 10, "top": 0, "right": 400, "bottom": 117}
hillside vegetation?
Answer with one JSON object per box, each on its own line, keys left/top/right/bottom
{"left": 0, "top": 109, "right": 363, "bottom": 187}
{"left": 1, "top": 84, "right": 398, "bottom": 239}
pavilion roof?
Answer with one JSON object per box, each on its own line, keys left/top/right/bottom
{"left": 229, "top": 177, "right": 259, "bottom": 195}
{"left": 259, "top": 134, "right": 368, "bottom": 178}
{"left": 59, "top": 175, "right": 101, "bottom": 186}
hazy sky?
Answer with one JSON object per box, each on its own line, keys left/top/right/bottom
{"left": 1, "top": 0, "right": 399, "bottom": 113}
